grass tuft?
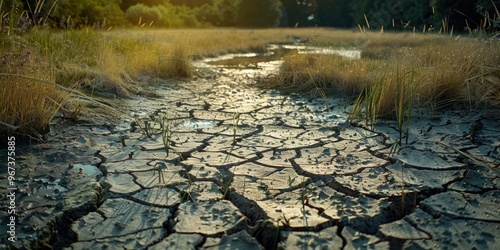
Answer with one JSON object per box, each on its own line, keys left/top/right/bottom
{"left": 262, "top": 32, "right": 500, "bottom": 123}
{"left": 261, "top": 53, "right": 372, "bottom": 97}
{"left": 0, "top": 50, "right": 68, "bottom": 136}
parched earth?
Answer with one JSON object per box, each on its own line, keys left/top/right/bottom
{"left": 1, "top": 55, "right": 499, "bottom": 249}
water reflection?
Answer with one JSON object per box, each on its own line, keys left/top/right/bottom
{"left": 203, "top": 44, "right": 361, "bottom": 69}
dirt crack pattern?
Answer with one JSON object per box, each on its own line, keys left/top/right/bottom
{"left": 1, "top": 66, "right": 499, "bottom": 249}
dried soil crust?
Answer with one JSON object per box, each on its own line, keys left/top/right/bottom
{"left": 1, "top": 55, "right": 499, "bottom": 249}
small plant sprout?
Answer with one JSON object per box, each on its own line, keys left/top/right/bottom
{"left": 287, "top": 175, "right": 296, "bottom": 187}
{"left": 232, "top": 112, "right": 240, "bottom": 145}
{"left": 221, "top": 173, "right": 234, "bottom": 199}
{"left": 133, "top": 114, "right": 154, "bottom": 138}
{"left": 259, "top": 182, "right": 270, "bottom": 192}
{"left": 401, "top": 162, "right": 406, "bottom": 216}
{"left": 179, "top": 170, "right": 204, "bottom": 203}
{"left": 279, "top": 213, "right": 291, "bottom": 227}
{"left": 154, "top": 162, "right": 168, "bottom": 184}
{"left": 395, "top": 66, "right": 417, "bottom": 147}
{"left": 158, "top": 111, "right": 175, "bottom": 157}
{"left": 179, "top": 182, "right": 202, "bottom": 203}
{"left": 295, "top": 177, "right": 312, "bottom": 211}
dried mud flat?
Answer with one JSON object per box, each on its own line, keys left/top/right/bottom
{"left": 1, "top": 56, "right": 499, "bottom": 249}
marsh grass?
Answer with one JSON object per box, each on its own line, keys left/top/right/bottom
{"left": 264, "top": 32, "right": 500, "bottom": 123}
{"left": 348, "top": 72, "right": 386, "bottom": 130}
{"left": 27, "top": 28, "right": 137, "bottom": 96}
{"left": 261, "top": 53, "right": 372, "bottom": 96}
{"left": 394, "top": 67, "right": 417, "bottom": 146}
{"left": 154, "top": 45, "right": 192, "bottom": 78}
{"left": 0, "top": 50, "right": 68, "bottom": 136}
{"left": 103, "top": 28, "right": 367, "bottom": 61}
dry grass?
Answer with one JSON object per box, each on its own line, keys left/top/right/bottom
{"left": 262, "top": 31, "right": 500, "bottom": 118}
{"left": 3, "top": 27, "right": 499, "bottom": 137}
{"left": 261, "top": 53, "right": 379, "bottom": 96}
{"left": 52, "top": 28, "right": 331, "bottom": 90}
{"left": 0, "top": 50, "right": 68, "bottom": 135}
{"left": 7, "top": 27, "right": 365, "bottom": 99}
{"left": 3, "top": 27, "right": 346, "bottom": 136}
{"left": 104, "top": 27, "right": 366, "bottom": 57}
{"left": 26, "top": 28, "right": 137, "bottom": 96}
{"left": 409, "top": 38, "right": 500, "bottom": 109}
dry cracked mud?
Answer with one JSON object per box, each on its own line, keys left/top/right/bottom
{"left": 1, "top": 52, "right": 500, "bottom": 249}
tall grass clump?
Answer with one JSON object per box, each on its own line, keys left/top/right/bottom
{"left": 0, "top": 50, "right": 68, "bottom": 136}
{"left": 103, "top": 31, "right": 193, "bottom": 80}
{"left": 0, "top": 27, "right": 195, "bottom": 137}
{"left": 262, "top": 32, "right": 500, "bottom": 127}
{"left": 361, "top": 33, "right": 500, "bottom": 112}
{"left": 24, "top": 28, "right": 135, "bottom": 96}
{"left": 261, "top": 53, "right": 375, "bottom": 96}
{"left": 24, "top": 28, "right": 194, "bottom": 97}
{"left": 413, "top": 39, "right": 500, "bottom": 109}
{"left": 135, "top": 44, "right": 192, "bottom": 79}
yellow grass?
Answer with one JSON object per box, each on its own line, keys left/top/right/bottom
{"left": 2, "top": 28, "right": 339, "bottom": 136}
{"left": 262, "top": 31, "right": 500, "bottom": 118}
{"left": 261, "top": 53, "right": 372, "bottom": 95}
{"left": 2, "top": 27, "right": 499, "bottom": 136}
{"left": 104, "top": 28, "right": 366, "bottom": 57}
{"left": 19, "top": 27, "right": 367, "bottom": 95}
{"left": 0, "top": 50, "right": 68, "bottom": 135}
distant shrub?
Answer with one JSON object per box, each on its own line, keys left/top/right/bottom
{"left": 51, "top": 0, "right": 125, "bottom": 28}
{"left": 125, "top": 3, "right": 163, "bottom": 26}
{"left": 174, "top": 6, "right": 201, "bottom": 27}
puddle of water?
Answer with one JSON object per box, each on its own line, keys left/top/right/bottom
{"left": 300, "top": 48, "right": 361, "bottom": 59}
{"left": 269, "top": 44, "right": 361, "bottom": 59}
{"left": 183, "top": 120, "right": 216, "bottom": 129}
{"left": 203, "top": 52, "right": 261, "bottom": 63}
{"left": 202, "top": 44, "right": 361, "bottom": 70}
{"left": 205, "top": 53, "right": 280, "bottom": 68}
{"left": 74, "top": 163, "right": 100, "bottom": 175}
{"left": 113, "top": 121, "right": 131, "bottom": 133}
{"left": 130, "top": 110, "right": 148, "bottom": 117}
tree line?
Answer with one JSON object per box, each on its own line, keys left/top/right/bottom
{"left": 2, "top": 0, "right": 499, "bottom": 32}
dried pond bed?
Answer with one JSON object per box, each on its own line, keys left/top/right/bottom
{"left": 1, "top": 50, "right": 499, "bottom": 249}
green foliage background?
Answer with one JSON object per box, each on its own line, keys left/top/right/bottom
{"left": 1, "top": 0, "right": 500, "bottom": 31}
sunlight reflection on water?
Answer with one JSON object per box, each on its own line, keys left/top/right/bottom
{"left": 183, "top": 120, "right": 216, "bottom": 129}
